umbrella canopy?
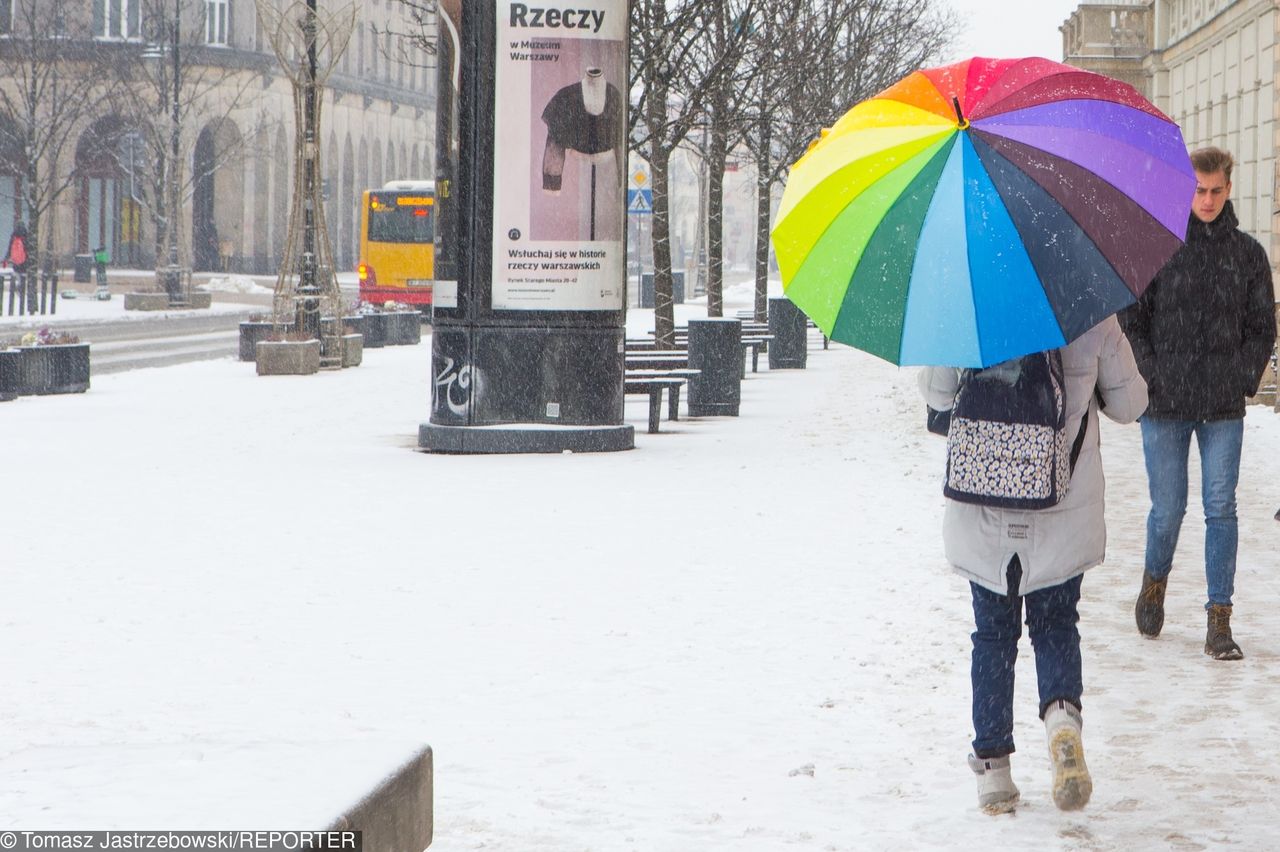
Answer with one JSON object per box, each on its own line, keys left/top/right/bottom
{"left": 772, "top": 57, "right": 1196, "bottom": 368}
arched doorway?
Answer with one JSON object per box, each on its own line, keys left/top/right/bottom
{"left": 75, "top": 116, "right": 142, "bottom": 265}
{"left": 370, "top": 137, "right": 383, "bottom": 192}
{"left": 326, "top": 129, "right": 339, "bottom": 271}
{"left": 272, "top": 129, "right": 289, "bottom": 267}
{"left": 192, "top": 119, "right": 244, "bottom": 271}
{"left": 341, "top": 136, "right": 354, "bottom": 268}
{"left": 0, "top": 113, "right": 28, "bottom": 248}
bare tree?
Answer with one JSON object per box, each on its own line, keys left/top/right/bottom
{"left": 630, "top": 0, "right": 755, "bottom": 348}
{"left": 0, "top": 0, "right": 111, "bottom": 271}
{"left": 741, "top": 0, "right": 956, "bottom": 321}
{"left": 256, "top": 0, "right": 360, "bottom": 339}
{"left": 693, "top": 0, "right": 761, "bottom": 318}
{"left": 380, "top": 0, "right": 438, "bottom": 64}
{"left": 107, "top": 0, "right": 275, "bottom": 275}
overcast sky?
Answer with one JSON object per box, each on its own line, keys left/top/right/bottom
{"left": 943, "top": 0, "right": 1086, "bottom": 63}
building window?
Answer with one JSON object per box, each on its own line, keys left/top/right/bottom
{"left": 94, "top": 0, "right": 141, "bottom": 39}
{"left": 0, "top": 1, "right": 12, "bottom": 35}
{"left": 206, "top": 0, "right": 228, "bottom": 46}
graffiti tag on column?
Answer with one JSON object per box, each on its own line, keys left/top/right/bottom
{"left": 434, "top": 355, "right": 477, "bottom": 417}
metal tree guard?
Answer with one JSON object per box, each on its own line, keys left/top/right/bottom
{"left": 255, "top": 0, "right": 358, "bottom": 353}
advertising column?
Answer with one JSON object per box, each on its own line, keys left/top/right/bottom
{"left": 421, "top": 0, "right": 633, "bottom": 454}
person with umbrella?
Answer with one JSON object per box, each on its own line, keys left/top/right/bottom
{"left": 920, "top": 324, "right": 1148, "bottom": 814}
{"left": 1122, "top": 147, "right": 1276, "bottom": 660}
{"left": 772, "top": 57, "right": 1191, "bottom": 814}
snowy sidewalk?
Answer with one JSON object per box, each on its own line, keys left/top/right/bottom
{"left": 2, "top": 317, "right": 1279, "bottom": 849}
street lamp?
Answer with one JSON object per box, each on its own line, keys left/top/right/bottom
{"left": 142, "top": 0, "right": 186, "bottom": 304}
{"left": 295, "top": 0, "right": 321, "bottom": 337}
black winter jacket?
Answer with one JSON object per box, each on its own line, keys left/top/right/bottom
{"left": 1120, "top": 201, "right": 1275, "bottom": 421}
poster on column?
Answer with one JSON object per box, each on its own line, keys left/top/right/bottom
{"left": 491, "top": 1, "right": 626, "bottom": 311}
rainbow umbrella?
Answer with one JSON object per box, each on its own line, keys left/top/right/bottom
{"left": 772, "top": 57, "right": 1195, "bottom": 368}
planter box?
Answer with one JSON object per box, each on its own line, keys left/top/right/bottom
{"left": 361, "top": 313, "right": 387, "bottom": 348}
{"left": 189, "top": 290, "right": 213, "bottom": 309}
{"left": 239, "top": 321, "right": 293, "bottom": 361}
{"left": 14, "top": 343, "right": 91, "bottom": 395}
{"left": 0, "top": 349, "right": 19, "bottom": 402}
{"left": 255, "top": 339, "right": 320, "bottom": 375}
{"left": 342, "top": 333, "right": 363, "bottom": 368}
{"left": 342, "top": 315, "right": 367, "bottom": 338}
{"left": 385, "top": 311, "right": 422, "bottom": 346}
{"left": 123, "top": 292, "right": 171, "bottom": 311}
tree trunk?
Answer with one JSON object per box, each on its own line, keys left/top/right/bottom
{"left": 650, "top": 149, "right": 676, "bottom": 349}
{"left": 706, "top": 112, "right": 727, "bottom": 318}
{"left": 753, "top": 126, "right": 772, "bottom": 323}
{"left": 645, "top": 68, "right": 676, "bottom": 349}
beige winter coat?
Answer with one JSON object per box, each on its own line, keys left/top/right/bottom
{"left": 918, "top": 316, "right": 1148, "bottom": 595}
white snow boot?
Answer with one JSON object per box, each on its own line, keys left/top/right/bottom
{"left": 1044, "top": 699, "right": 1092, "bottom": 810}
{"left": 967, "top": 753, "right": 1020, "bottom": 814}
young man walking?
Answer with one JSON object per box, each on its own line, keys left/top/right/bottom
{"left": 1120, "top": 147, "right": 1276, "bottom": 660}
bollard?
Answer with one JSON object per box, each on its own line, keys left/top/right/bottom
{"left": 687, "top": 317, "right": 742, "bottom": 417}
{"left": 38, "top": 272, "right": 48, "bottom": 315}
{"left": 24, "top": 272, "right": 36, "bottom": 315}
{"left": 768, "top": 297, "right": 809, "bottom": 369}
{"left": 49, "top": 270, "right": 57, "bottom": 315}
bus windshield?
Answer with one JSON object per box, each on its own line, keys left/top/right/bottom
{"left": 367, "top": 193, "right": 433, "bottom": 243}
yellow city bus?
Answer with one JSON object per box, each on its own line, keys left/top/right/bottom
{"left": 357, "top": 180, "right": 434, "bottom": 308}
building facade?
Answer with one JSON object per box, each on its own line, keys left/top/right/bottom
{"left": 1063, "top": 0, "right": 1279, "bottom": 266}
{"left": 0, "top": 0, "right": 435, "bottom": 275}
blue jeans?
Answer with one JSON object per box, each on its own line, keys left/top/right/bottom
{"left": 970, "top": 558, "right": 1083, "bottom": 758}
{"left": 1140, "top": 417, "right": 1243, "bottom": 608}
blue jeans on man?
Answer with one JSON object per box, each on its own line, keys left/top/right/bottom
{"left": 970, "top": 558, "right": 1083, "bottom": 758}
{"left": 1139, "top": 417, "right": 1243, "bottom": 608}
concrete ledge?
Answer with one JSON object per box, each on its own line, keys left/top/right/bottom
{"left": 329, "top": 745, "right": 433, "bottom": 852}
{"left": 0, "top": 740, "right": 433, "bottom": 851}
{"left": 256, "top": 339, "right": 321, "bottom": 375}
{"left": 419, "top": 422, "right": 634, "bottom": 453}
{"left": 190, "top": 291, "right": 213, "bottom": 309}
{"left": 342, "top": 334, "right": 363, "bottom": 368}
{"left": 123, "top": 292, "right": 172, "bottom": 311}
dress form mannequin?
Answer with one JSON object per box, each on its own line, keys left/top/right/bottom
{"left": 582, "top": 67, "right": 606, "bottom": 116}
{"left": 540, "top": 68, "right": 624, "bottom": 239}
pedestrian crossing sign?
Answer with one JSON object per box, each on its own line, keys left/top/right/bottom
{"left": 627, "top": 188, "right": 653, "bottom": 215}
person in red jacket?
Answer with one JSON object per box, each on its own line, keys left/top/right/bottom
{"left": 4, "top": 221, "right": 30, "bottom": 273}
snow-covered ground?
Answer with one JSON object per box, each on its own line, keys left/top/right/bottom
{"left": 2, "top": 283, "right": 1279, "bottom": 849}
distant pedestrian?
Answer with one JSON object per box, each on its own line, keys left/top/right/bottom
{"left": 1120, "top": 147, "right": 1276, "bottom": 660}
{"left": 920, "top": 316, "right": 1148, "bottom": 815}
{"left": 4, "top": 221, "right": 30, "bottom": 273}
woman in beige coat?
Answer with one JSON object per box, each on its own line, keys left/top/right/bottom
{"left": 919, "top": 315, "right": 1147, "bottom": 815}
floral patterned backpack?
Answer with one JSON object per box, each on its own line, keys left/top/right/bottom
{"left": 943, "top": 350, "right": 1088, "bottom": 510}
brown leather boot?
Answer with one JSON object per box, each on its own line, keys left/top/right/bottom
{"left": 1135, "top": 571, "right": 1167, "bottom": 637}
{"left": 1205, "top": 604, "right": 1244, "bottom": 660}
